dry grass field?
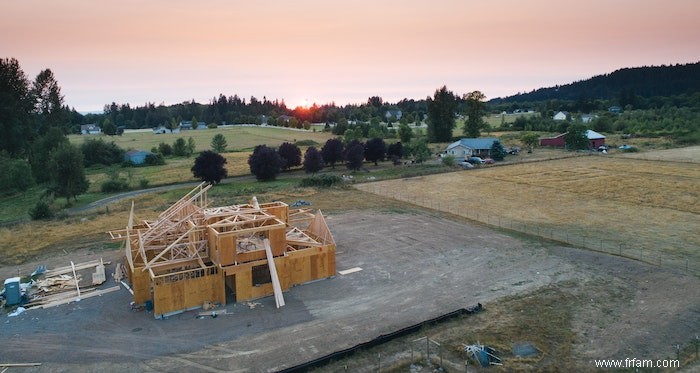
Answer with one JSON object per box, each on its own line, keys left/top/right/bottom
{"left": 357, "top": 147, "right": 700, "bottom": 274}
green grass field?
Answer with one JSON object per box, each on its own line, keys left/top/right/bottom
{"left": 68, "top": 125, "right": 334, "bottom": 152}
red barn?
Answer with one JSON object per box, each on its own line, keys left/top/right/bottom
{"left": 540, "top": 130, "right": 606, "bottom": 149}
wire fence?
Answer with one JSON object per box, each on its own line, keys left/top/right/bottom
{"left": 363, "top": 185, "right": 699, "bottom": 278}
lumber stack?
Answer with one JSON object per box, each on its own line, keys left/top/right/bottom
{"left": 22, "top": 258, "right": 112, "bottom": 309}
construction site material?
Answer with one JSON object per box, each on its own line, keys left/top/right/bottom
{"left": 18, "top": 258, "right": 109, "bottom": 310}
{"left": 264, "top": 239, "right": 285, "bottom": 308}
{"left": 34, "top": 286, "right": 119, "bottom": 309}
{"left": 464, "top": 342, "right": 502, "bottom": 367}
{"left": 109, "top": 183, "right": 336, "bottom": 318}
{"left": 120, "top": 281, "right": 134, "bottom": 295}
{"left": 0, "top": 363, "right": 42, "bottom": 367}
{"left": 338, "top": 267, "right": 363, "bottom": 275}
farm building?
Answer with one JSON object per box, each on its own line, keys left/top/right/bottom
{"left": 539, "top": 130, "right": 606, "bottom": 149}
{"left": 445, "top": 138, "right": 499, "bottom": 159}
{"left": 124, "top": 150, "right": 153, "bottom": 165}
{"left": 80, "top": 124, "right": 101, "bottom": 135}
{"left": 109, "top": 183, "right": 336, "bottom": 318}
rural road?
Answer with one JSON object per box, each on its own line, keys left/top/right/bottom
{"left": 66, "top": 173, "right": 258, "bottom": 214}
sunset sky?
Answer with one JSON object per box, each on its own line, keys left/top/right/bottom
{"left": 3, "top": 0, "right": 699, "bottom": 112}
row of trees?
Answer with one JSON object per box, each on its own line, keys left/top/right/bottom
{"left": 193, "top": 135, "right": 435, "bottom": 185}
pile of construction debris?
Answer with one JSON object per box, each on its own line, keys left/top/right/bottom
{"left": 2, "top": 258, "right": 119, "bottom": 312}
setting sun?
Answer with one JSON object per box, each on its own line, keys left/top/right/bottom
{"left": 300, "top": 98, "right": 310, "bottom": 109}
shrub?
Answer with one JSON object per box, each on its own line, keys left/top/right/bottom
{"left": 441, "top": 155, "right": 456, "bottom": 166}
{"left": 158, "top": 142, "right": 173, "bottom": 156}
{"left": 139, "top": 178, "right": 150, "bottom": 189}
{"left": 144, "top": 153, "right": 165, "bottom": 166}
{"left": 81, "top": 138, "right": 125, "bottom": 167}
{"left": 29, "top": 200, "right": 54, "bottom": 220}
{"left": 299, "top": 175, "right": 343, "bottom": 188}
{"left": 101, "top": 179, "right": 130, "bottom": 193}
{"left": 0, "top": 157, "right": 34, "bottom": 196}
{"left": 295, "top": 139, "right": 319, "bottom": 147}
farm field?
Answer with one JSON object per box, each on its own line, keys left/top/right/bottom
{"left": 69, "top": 125, "right": 333, "bottom": 152}
{"left": 357, "top": 147, "right": 700, "bottom": 274}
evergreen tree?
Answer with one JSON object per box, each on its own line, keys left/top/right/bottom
{"left": 278, "top": 142, "right": 302, "bottom": 170}
{"left": 427, "top": 86, "right": 457, "bottom": 142}
{"left": 302, "top": 146, "right": 324, "bottom": 174}
{"left": 248, "top": 145, "right": 284, "bottom": 181}
{"left": 191, "top": 150, "right": 228, "bottom": 184}
{"left": 0, "top": 58, "right": 34, "bottom": 157}
{"left": 173, "top": 138, "right": 188, "bottom": 156}
{"left": 48, "top": 143, "right": 89, "bottom": 204}
{"left": 211, "top": 133, "right": 228, "bottom": 152}
{"left": 102, "top": 118, "right": 117, "bottom": 136}
{"left": 32, "top": 68, "right": 66, "bottom": 135}
{"left": 490, "top": 140, "right": 507, "bottom": 161}
{"left": 187, "top": 137, "right": 196, "bottom": 156}
{"left": 464, "top": 91, "right": 487, "bottom": 138}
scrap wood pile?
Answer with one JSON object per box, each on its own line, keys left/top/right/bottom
{"left": 22, "top": 259, "right": 115, "bottom": 309}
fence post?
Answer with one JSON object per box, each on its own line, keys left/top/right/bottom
{"left": 378, "top": 353, "right": 381, "bottom": 372}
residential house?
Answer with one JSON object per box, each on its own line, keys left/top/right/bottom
{"left": 445, "top": 138, "right": 499, "bottom": 159}
{"left": 580, "top": 114, "right": 598, "bottom": 123}
{"left": 124, "top": 150, "right": 153, "bottom": 165}
{"left": 80, "top": 124, "right": 101, "bottom": 135}
{"left": 384, "top": 110, "right": 402, "bottom": 121}
{"left": 179, "top": 121, "right": 206, "bottom": 130}
{"left": 553, "top": 111, "right": 568, "bottom": 121}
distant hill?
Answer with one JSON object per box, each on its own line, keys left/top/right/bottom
{"left": 491, "top": 62, "right": 700, "bottom": 103}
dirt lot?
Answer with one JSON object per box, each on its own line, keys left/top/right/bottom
{"left": 2, "top": 209, "right": 699, "bottom": 372}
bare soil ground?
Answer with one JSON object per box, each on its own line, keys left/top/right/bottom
{"left": 1, "top": 209, "right": 698, "bottom": 372}
{"left": 357, "top": 149, "right": 700, "bottom": 273}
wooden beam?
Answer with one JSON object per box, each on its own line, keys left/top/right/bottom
{"left": 264, "top": 239, "right": 285, "bottom": 308}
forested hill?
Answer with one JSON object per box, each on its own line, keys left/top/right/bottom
{"left": 491, "top": 62, "right": 700, "bottom": 103}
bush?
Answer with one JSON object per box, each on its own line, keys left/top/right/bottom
{"left": 441, "top": 155, "right": 456, "bottom": 166}
{"left": 158, "top": 142, "right": 173, "bottom": 156}
{"left": 139, "top": 178, "right": 150, "bottom": 189}
{"left": 0, "top": 157, "right": 34, "bottom": 196}
{"left": 81, "top": 138, "right": 125, "bottom": 167}
{"left": 29, "top": 200, "right": 54, "bottom": 220}
{"left": 295, "top": 139, "right": 319, "bottom": 147}
{"left": 101, "top": 179, "right": 130, "bottom": 193}
{"left": 299, "top": 175, "right": 343, "bottom": 188}
{"left": 144, "top": 153, "right": 165, "bottom": 166}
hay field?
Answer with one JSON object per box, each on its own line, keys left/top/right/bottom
{"left": 69, "top": 125, "right": 333, "bottom": 152}
{"left": 357, "top": 151, "right": 700, "bottom": 272}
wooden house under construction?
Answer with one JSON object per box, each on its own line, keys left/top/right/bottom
{"left": 109, "top": 183, "right": 336, "bottom": 317}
